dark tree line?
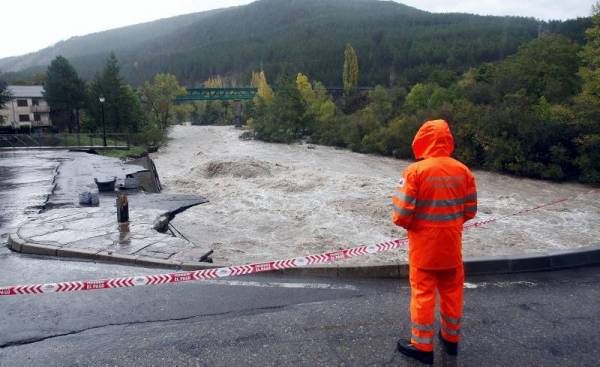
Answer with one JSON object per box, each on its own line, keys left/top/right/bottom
{"left": 38, "top": 54, "right": 189, "bottom": 152}
{"left": 42, "top": 54, "right": 143, "bottom": 134}
{"left": 249, "top": 20, "right": 600, "bottom": 185}
{"left": 0, "top": 0, "right": 591, "bottom": 88}
{"left": 43, "top": 56, "right": 86, "bottom": 132}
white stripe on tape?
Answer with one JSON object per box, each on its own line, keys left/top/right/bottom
{"left": 2, "top": 189, "right": 594, "bottom": 297}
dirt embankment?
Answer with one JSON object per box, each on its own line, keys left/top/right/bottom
{"left": 152, "top": 125, "right": 600, "bottom": 265}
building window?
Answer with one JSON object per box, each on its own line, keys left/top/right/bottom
{"left": 17, "top": 99, "right": 28, "bottom": 107}
{"left": 19, "top": 114, "right": 30, "bottom": 122}
{"left": 32, "top": 99, "right": 39, "bottom": 106}
{"left": 34, "top": 112, "right": 41, "bottom": 122}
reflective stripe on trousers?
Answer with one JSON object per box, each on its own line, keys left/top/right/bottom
{"left": 441, "top": 326, "right": 460, "bottom": 336}
{"left": 410, "top": 266, "right": 464, "bottom": 349}
{"left": 412, "top": 322, "right": 434, "bottom": 332}
{"left": 411, "top": 334, "right": 433, "bottom": 346}
{"left": 440, "top": 313, "right": 462, "bottom": 341}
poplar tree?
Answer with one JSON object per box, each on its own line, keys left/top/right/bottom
{"left": 204, "top": 76, "right": 224, "bottom": 88}
{"left": 343, "top": 43, "right": 359, "bottom": 94}
{"left": 251, "top": 70, "right": 273, "bottom": 103}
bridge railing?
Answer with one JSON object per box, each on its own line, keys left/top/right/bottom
{"left": 0, "top": 133, "right": 133, "bottom": 149}
{"left": 175, "top": 86, "right": 375, "bottom": 102}
{"left": 175, "top": 87, "right": 258, "bottom": 102}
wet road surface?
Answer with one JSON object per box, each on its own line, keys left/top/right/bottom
{"left": 0, "top": 149, "right": 144, "bottom": 242}
{"left": 1, "top": 149, "right": 598, "bottom": 366}
{"left": 0, "top": 150, "right": 62, "bottom": 242}
{"left": 0, "top": 255, "right": 598, "bottom": 366}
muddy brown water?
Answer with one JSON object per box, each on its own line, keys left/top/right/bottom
{"left": 153, "top": 125, "right": 600, "bottom": 265}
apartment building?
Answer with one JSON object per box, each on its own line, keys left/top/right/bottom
{"left": 0, "top": 85, "right": 52, "bottom": 130}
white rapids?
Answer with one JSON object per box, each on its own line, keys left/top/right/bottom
{"left": 152, "top": 125, "right": 600, "bottom": 265}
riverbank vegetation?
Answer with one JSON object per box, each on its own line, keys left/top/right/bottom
{"left": 246, "top": 10, "right": 600, "bottom": 186}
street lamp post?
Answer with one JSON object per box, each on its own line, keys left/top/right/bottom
{"left": 99, "top": 97, "right": 106, "bottom": 147}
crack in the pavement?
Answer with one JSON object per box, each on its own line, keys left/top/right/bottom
{"left": 0, "top": 303, "right": 291, "bottom": 350}
{"left": 6, "top": 292, "right": 369, "bottom": 351}
{"left": 40, "top": 161, "right": 62, "bottom": 212}
{"left": 0, "top": 293, "right": 366, "bottom": 350}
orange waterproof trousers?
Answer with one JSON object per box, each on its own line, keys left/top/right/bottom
{"left": 409, "top": 265, "right": 464, "bottom": 352}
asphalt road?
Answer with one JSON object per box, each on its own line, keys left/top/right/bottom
{"left": 1, "top": 150, "right": 598, "bottom": 366}
{"left": 0, "top": 150, "right": 60, "bottom": 239}
{"left": 1, "top": 248, "right": 598, "bottom": 367}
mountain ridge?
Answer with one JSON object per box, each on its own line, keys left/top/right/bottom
{"left": 0, "top": 0, "right": 590, "bottom": 86}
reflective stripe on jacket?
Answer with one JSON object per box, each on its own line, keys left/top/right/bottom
{"left": 392, "top": 120, "right": 477, "bottom": 269}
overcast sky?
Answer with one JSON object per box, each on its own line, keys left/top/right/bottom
{"left": 1, "top": 0, "right": 596, "bottom": 59}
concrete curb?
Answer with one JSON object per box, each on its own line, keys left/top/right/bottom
{"left": 8, "top": 232, "right": 220, "bottom": 271}
{"left": 8, "top": 231, "right": 600, "bottom": 279}
{"left": 0, "top": 146, "right": 128, "bottom": 151}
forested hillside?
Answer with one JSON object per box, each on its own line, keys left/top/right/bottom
{"left": 0, "top": 0, "right": 591, "bottom": 86}
{"left": 245, "top": 24, "right": 600, "bottom": 185}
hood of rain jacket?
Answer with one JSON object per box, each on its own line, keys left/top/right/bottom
{"left": 412, "top": 119, "right": 455, "bottom": 160}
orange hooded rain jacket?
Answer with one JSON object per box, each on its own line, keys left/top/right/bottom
{"left": 392, "top": 119, "right": 477, "bottom": 269}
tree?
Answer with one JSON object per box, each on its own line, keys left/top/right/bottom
{"left": 494, "top": 34, "right": 580, "bottom": 102}
{"left": 296, "top": 73, "right": 315, "bottom": 103}
{"left": 251, "top": 70, "right": 273, "bottom": 103}
{"left": 189, "top": 102, "right": 203, "bottom": 124}
{"left": 204, "top": 76, "right": 224, "bottom": 88}
{"left": 140, "top": 73, "right": 186, "bottom": 130}
{"left": 343, "top": 43, "right": 359, "bottom": 94}
{"left": 248, "top": 70, "right": 274, "bottom": 129}
{"left": 0, "top": 80, "right": 9, "bottom": 108}
{"left": 87, "top": 53, "right": 143, "bottom": 133}
{"left": 577, "top": 3, "right": 600, "bottom": 122}
{"left": 254, "top": 73, "right": 306, "bottom": 143}
{"left": 574, "top": 2, "right": 600, "bottom": 184}
{"left": 43, "top": 56, "right": 86, "bottom": 132}
{"left": 404, "top": 83, "right": 455, "bottom": 111}
{"left": 0, "top": 80, "right": 10, "bottom": 124}
{"left": 367, "top": 85, "right": 394, "bottom": 122}
{"left": 296, "top": 73, "right": 336, "bottom": 135}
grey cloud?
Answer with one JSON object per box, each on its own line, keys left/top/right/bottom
{"left": 398, "top": 0, "right": 595, "bottom": 20}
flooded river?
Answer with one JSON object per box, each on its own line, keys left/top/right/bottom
{"left": 153, "top": 125, "right": 600, "bottom": 265}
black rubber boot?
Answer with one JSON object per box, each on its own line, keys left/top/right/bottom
{"left": 397, "top": 339, "right": 434, "bottom": 365}
{"left": 438, "top": 331, "right": 458, "bottom": 356}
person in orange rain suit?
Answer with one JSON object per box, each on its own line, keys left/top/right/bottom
{"left": 392, "top": 119, "right": 477, "bottom": 365}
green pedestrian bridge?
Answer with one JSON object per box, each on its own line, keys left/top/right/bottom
{"left": 175, "top": 87, "right": 258, "bottom": 102}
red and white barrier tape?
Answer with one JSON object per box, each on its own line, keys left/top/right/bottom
{"left": 1, "top": 189, "right": 596, "bottom": 297}
{"left": 0, "top": 238, "right": 408, "bottom": 297}
{"left": 463, "top": 196, "right": 572, "bottom": 230}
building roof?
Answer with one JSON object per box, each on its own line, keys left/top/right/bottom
{"left": 7, "top": 85, "right": 45, "bottom": 98}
